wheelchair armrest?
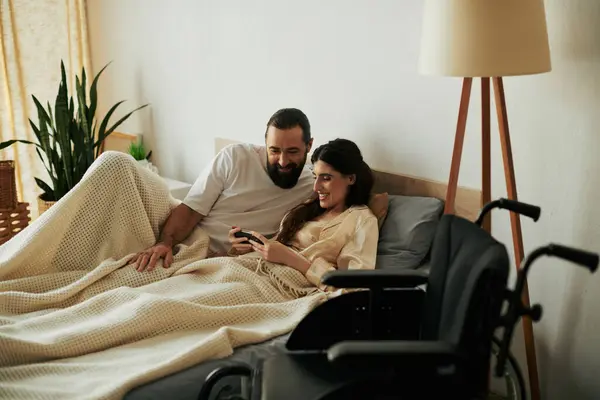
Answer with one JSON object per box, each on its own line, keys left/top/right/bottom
{"left": 327, "top": 340, "right": 464, "bottom": 367}
{"left": 322, "top": 269, "right": 429, "bottom": 289}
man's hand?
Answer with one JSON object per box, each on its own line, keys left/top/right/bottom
{"left": 129, "top": 242, "right": 174, "bottom": 272}
{"left": 248, "top": 232, "right": 311, "bottom": 273}
{"left": 228, "top": 227, "right": 254, "bottom": 255}
{"left": 129, "top": 203, "right": 203, "bottom": 272}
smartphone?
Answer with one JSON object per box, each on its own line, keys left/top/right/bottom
{"left": 234, "top": 230, "right": 264, "bottom": 245}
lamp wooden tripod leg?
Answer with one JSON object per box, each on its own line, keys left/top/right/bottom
{"left": 444, "top": 77, "right": 541, "bottom": 400}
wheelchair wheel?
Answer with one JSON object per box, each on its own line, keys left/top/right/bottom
{"left": 490, "top": 336, "right": 526, "bottom": 400}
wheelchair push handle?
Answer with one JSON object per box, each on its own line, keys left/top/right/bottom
{"left": 495, "top": 243, "right": 599, "bottom": 378}
{"left": 517, "top": 244, "right": 599, "bottom": 280}
{"left": 475, "top": 198, "right": 541, "bottom": 227}
{"left": 547, "top": 244, "right": 599, "bottom": 272}
{"left": 498, "top": 199, "right": 541, "bottom": 221}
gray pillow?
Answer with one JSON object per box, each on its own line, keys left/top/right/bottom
{"left": 375, "top": 195, "right": 444, "bottom": 270}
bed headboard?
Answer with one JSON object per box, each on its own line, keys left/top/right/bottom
{"left": 214, "top": 138, "right": 482, "bottom": 221}
{"left": 101, "top": 132, "right": 140, "bottom": 154}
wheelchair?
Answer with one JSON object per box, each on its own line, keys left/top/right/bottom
{"left": 198, "top": 198, "right": 599, "bottom": 400}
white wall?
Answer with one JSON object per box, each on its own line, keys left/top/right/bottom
{"left": 87, "top": 1, "right": 600, "bottom": 398}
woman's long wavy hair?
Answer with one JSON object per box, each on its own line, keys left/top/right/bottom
{"left": 275, "top": 138, "right": 374, "bottom": 245}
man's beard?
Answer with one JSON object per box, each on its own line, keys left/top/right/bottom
{"left": 266, "top": 154, "right": 307, "bottom": 189}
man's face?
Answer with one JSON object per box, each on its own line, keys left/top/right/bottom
{"left": 265, "top": 125, "right": 313, "bottom": 189}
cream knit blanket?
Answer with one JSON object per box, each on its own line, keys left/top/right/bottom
{"left": 0, "top": 152, "right": 327, "bottom": 399}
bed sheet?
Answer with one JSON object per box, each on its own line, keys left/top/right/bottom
{"left": 124, "top": 333, "right": 290, "bottom": 400}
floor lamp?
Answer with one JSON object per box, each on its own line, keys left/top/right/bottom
{"left": 418, "top": 1, "right": 552, "bottom": 400}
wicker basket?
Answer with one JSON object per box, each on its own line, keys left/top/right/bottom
{"left": 0, "top": 202, "right": 31, "bottom": 246}
{"left": 0, "top": 160, "right": 18, "bottom": 210}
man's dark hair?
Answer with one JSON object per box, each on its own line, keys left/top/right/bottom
{"left": 265, "top": 108, "right": 311, "bottom": 144}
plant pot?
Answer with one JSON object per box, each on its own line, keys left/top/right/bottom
{"left": 37, "top": 194, "right": 56, "bottom": 215}
{"left": 137, "top": 159, "right": 159, "bottom": 175}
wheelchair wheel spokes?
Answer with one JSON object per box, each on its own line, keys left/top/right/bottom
{"left": 490, "top": 336, "right": 526, "bottom": 400}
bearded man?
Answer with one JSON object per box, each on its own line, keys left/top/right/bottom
{"left": 131, "top": 108, "right": 315, "bottom": 272}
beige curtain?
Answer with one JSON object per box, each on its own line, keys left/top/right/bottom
{"left": 0, "top": 0, "right": 91, "bottom": 218}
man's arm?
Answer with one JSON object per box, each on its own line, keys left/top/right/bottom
{"left": 131, "top": 146, "right": 234, "bottom": 272}
{"left": 158, "top": 203, "right": 205, "bottom": 248}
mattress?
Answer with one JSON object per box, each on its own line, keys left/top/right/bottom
{"left": 125, "top": 333, "right": 291, "bottom": 400}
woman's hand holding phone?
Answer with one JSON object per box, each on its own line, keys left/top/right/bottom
{"left": 228, "top": 228, "right": 311, "bottom": 272}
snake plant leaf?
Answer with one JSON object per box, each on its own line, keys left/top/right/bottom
{"left": 92, "top": 120, "right": 97, "bottom": 143}
{"left": 34, "top": 178, "right": 54, "bottom": 200}
{"left": 30, "top": 118, "right": 57, "bottom": 192}
{"left": 54, "top": 62, "right": 74, "bottom": 189}
{"left": 47, "top": 94, "right": 60, "bottom": 181}
{"left": 0, "top": 139, "right": 38, "bottom": 150}
{"left": 94, "top": 103, "right": 149, "bottom": 156}
{"left": 70, "top": 118, "right": 84, "bottom": 179}
{"left": 76, "top": 122, "right": 89, "bottom": 184}
{"left": 69, "top": 96, "right": 75, "bottom": 120}
{"left": 104, "top": 103, "right": 149, "bottom": 135}
{"left": 31, "top": 98, "right": 53, "bottom": 154}
{"left": 46, "top": 101, "right": 55, "bottom": 131}
{"left": 94, "top": 99, "right": 125, "bottom": 156}
{"left": 35, "top": 147, "right": 53, "bottom": 180}
{"left": 48, "top": 116, "right": 58, "bottom": 157}
{"left": 76, "top": 75, "right": 93, "bottom": 166}
{"left": 80, "top": 67, "right": 87, "bottom": 107}
{"left": 29, "top": 119, "right": 42, "bottom": 143}
{"left": 32, "top": 95, "right": 52, "bottom": 127}
{"left": 49, "top": 146, "right": 61, "bottom": 190}
{"left": 88, "top": 62, "right": 111, "bottom": 130}
{"left": 69, "top": 96, "right": 79, "bottom": 187}
{"left": 29, "top": 119, "right": 51, "bottom": 167}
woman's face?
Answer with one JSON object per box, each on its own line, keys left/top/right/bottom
{"left": 312, "top": 160, "right": 355, "bottom": 213}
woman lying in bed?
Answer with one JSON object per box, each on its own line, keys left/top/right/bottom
{"left": 0, "top": 138, "right": 378, "bottom": 400}
{"left": 226, "top": 137, "right": 378, "bottom": 292}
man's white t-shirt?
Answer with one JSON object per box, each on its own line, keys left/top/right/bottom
{"left": 182, "top": 143, "right": 315, "bottom": 254}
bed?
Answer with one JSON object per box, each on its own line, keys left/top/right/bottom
{"left": 122, "top": 137, "right": 482, "bottom": 400}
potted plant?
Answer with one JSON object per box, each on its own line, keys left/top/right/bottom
{"left": 128, "top": 142, "right": 158, "bottom": 175}
{"left": 0, "top": 60, "right": 148, "bottom": 214}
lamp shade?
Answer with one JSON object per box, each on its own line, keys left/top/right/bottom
{"left": 418, "top": 0, "right": 552, "bottom": 77}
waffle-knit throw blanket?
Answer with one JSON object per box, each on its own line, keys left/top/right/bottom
{"left": 0, "top": 152, "right": 327, "bottom": 399}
